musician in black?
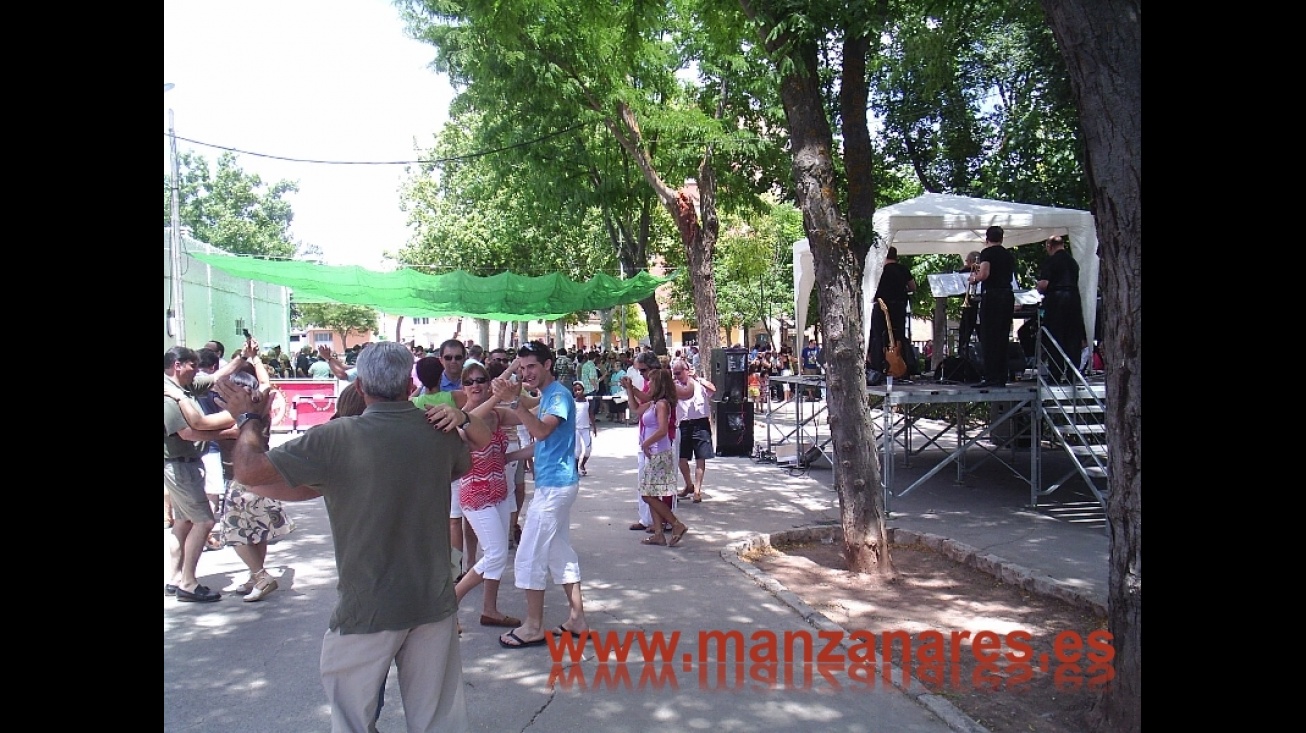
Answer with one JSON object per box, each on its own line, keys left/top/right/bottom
{"left": 869, "top": 247, "right": 916, "bottom": 374}
{"left": 956, "top": 251, "right": 981, "bottom": 355}
{"left": 970, "top": 226, "right": 1016, "bottom": 388}
{"left": 1036, "top": 236, "right": 1086, "bottom": 382}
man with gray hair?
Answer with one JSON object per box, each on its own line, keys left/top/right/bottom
{"left": 218, "top": 341, "right": 489, "bottom": 733}
{"left": 671, "top": 357, "right": 716, "bottom": 503}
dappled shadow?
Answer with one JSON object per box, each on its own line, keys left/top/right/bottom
{"left": 750, "top": 541, "right": 1102, "bottom": 733}
{"left": 166, "top": 421, "right": 1103, "bottom": 732}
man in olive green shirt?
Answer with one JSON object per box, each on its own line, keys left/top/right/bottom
{"left": 219, "top": 342, "right": 490, "bottom": 733}
{"left": 163, "top": 345, "right": 248, "bottom": 602}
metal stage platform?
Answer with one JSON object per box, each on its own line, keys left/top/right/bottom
{"left": 761, "top": 374, "right": 1052, "bottom": 509}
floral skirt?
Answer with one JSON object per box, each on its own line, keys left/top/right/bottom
{"left": 639, "top": 450, "right": 677, "bottom": 497}
{"left": 221, "top": 480, "right": 295, "bottom": 546}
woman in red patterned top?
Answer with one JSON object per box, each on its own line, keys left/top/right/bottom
{"left": 453, "top": 361, "right": 525, "bottom": 628}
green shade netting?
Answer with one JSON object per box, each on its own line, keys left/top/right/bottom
{"left": 191, "top": 252, "right": 671, "bottom": 321}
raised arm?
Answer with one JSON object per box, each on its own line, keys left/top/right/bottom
{"left": 319, "top": 345, "right": 351, "bottom": 380}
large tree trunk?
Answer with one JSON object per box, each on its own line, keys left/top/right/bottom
{"left": 684, "top": 173, "right": 722, "bottom": 368}
{"left": 1039, "top": 2, "right": 1141, "bottom": 731}
{"left": 742, "top": 2, "right": 892, "bottom": 575}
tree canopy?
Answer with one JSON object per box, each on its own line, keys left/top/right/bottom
{"left": 294, "top": 302, "right": 380, "bottom": 348}
{"left": 165, "top": 151, "right": 308, "bottom": 259}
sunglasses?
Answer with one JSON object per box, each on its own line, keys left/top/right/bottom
{"left": 490, "top": 356, "right": 510, "bottom": 363}
{"left": 462, "top": 376, "right": 489, "bottom": 385}
{"left": 442, "top": 353, "right": 466, "bottom": 362}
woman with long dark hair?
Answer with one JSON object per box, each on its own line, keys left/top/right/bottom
{"left": 631, "top": 367, "right": 688, "bottom": 547}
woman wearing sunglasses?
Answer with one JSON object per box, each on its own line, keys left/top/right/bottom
{"left": 449, "top": 361, "right": 526, "bottom": 628}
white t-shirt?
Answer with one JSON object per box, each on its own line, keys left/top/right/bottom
{"left": 574, "top": 400, "right": 592, "bottom": 430}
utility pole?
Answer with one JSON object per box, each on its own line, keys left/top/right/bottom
{"left": 166, "top": 84, "right": 186, "bottom": 344}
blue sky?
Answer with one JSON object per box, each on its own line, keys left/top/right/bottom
{"left": 164, "top": 0, "right": 454, "bottom": 268}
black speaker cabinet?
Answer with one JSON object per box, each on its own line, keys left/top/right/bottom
{"left": 715, "top": 401, "right": 754, "bottom": 456}
{"left": 711, "top": 347, "right": 749, "bottom": 404}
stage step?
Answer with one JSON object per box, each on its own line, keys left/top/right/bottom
{"left": 1033, "top": 345, "right": 1109, "bottom": 519}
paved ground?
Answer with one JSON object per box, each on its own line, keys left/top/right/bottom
{"left": 164, "top": 405, "right": 1107, "bottom": 732}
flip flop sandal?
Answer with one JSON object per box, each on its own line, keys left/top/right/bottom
{"left": 499, "top": 631, "right": 548, "bottom": 649}
{"left": 641, "top": 535, "right": 667, "bottom": 546}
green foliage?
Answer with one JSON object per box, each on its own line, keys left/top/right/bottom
{"left": 396, "top": 0, "right": 784, "bottom": 345}
{"left": 165, "top": 152, "right": 302, "bottom": 258}
{"left": 871, "top": 0, "right": 1087, "bottom": 208}
{"left": 395, "top": 109, "right": 640, "bottom": 286}
{"left": 393, "top": 0, "right": 1089, "bottom": 349}
{"left": 602, "top": 304, "right": 648, "bottom": 343}
{"left": 294, "top": 303, "right": 380, "bottom": 346}
{"left": 668, "top": 198, "right": 800, "bottom": 332}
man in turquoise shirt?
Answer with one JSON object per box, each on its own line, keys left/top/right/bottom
{"left": 485, "top": 341, "right": 590, "bottom": 647}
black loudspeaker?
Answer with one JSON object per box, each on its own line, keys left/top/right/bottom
{"left": 710, "top": 347, "right": 749, "bottom": 403}
{"left": 1007, "top": 341, "right": 1029, "bottom": 377}
{"left": 935, "top": 356, "right": 980, "bottom": 384}
{"left": 715, "top": 401, "right": 754, "bottom": 456}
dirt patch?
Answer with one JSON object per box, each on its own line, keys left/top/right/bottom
{"left": 750, "top": 541, "right": 1108, "bottom": 733}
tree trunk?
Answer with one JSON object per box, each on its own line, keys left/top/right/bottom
{"left": 742, "top": 2, "right": 893, "bottom": 575}
{"left": 638, "top": 294, "right": 667, "bottom": 354}
{"left": 688, "top": 161, "right": 722, "bottom": 373}
{"left": 604, "top": 102, "right": 720, "bottom": 359}
{"left": 1039, "top": 2, "right": 1140, "bottom": 731}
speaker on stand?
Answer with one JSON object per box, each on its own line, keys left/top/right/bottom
{"left": 710, "top": 347, "right": 748, "bottom": 404}
{"left": 711, "top": 347, "right": 753, "bottom": 456}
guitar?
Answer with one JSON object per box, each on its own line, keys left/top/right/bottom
{"left": 878, "top": 298, "right": 908, "bottom": 378}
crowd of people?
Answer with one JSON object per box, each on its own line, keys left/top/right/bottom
{"left": 165, "top": 336, "right": 723, "bottom": 732}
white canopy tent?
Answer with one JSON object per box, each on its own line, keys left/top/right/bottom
{"left": 792, "top": 193, "right": 1099, "bottom": 355}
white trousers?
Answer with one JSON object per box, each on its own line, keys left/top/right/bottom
{"left": 462, "top": 498, "right": 512, "bottom": 581}
{"left": 513, "top": 483, "right": 581, "bottom": 590}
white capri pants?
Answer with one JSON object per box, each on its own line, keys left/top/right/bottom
{"left": 461, "top": 498, "right": 512, "bottom": 580}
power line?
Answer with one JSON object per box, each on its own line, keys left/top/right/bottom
{"left": 164, "top": 123, "right": 587, "bottom": 166}
{"left": 164, "top": 124, "right": 775, "bottom": 167}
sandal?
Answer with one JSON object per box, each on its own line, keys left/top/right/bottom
{"left": 692, "top": 493, "right": 703, "bottom": 503}
{"left": 668, "top": 523, "right": 689, "bottom": 547}
{"left": 677, "top": 486, "right": 694, "bottom": 498}
{"left": 641, "top": 535, "right": 667, "bottom": 546}
{"left": 244, "top": 570, "right": 278, "bottom": 602}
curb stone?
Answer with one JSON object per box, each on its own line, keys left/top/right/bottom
{"left": 723, "top": 524, "right": 1109, "bottom": 733}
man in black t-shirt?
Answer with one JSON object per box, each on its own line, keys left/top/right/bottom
{"left": 970, "top": 226, "right": 1016, "bottom": 387}
{"left": 1037, "top": 236, "right": 1086, "bottom": 382}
